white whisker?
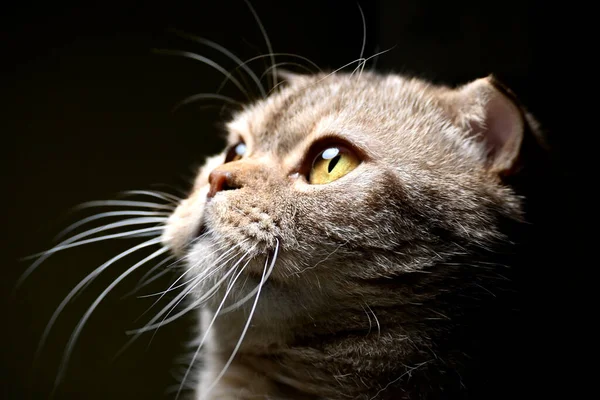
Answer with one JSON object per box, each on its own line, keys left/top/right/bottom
{"left": 133, "top": 246, "right": 234, "bottom": 320}
{"left": 138, "top": 241, "right": 234, "bottom": 308}
{"left": 172, "top": 93, "right": 242, "bottom": 112}
{"left": 266, "top": 79, "right": 290, "bottom": 96}
{"left": 26, "top": 218, "right": 166, "bottom": 260}
{"left": 112, "top": 245, "right": 219, "bottom": 360}
{"left": 121, "top": 255, "right": 177, "bottom": 298}
{"left": 116, "top": 231, "right": 164, "bottom": 239}
{"left": 148, "top": 182, "right": 189, "bottom": 199}
{"left": 221, "top": 241, "right": 278, "bottom": 314}
{"left": 259, "top": 61, "right": 315, "bottom": 82}
{"left": 54, "top": 211, "right": 169, "bottom": 241}
{"left": 171, "top": 30, "right": 267, "bottom": 98}
{"left": 54, "top": 245, "right": 170, "bottom": 388}
{"left": 133, "top": 249, "right": 249, "bottom": 335}
{"left": 35, "top": 238, "right": 163, "bottom": 367}
{"left": 17, "top": 223, "right": 165, "bottom": 291}
{"left": 291, "top": 240, "right": 348, "bottom": 276}
{"left": 203, "top": 238, "right": 279, "bottom": 398}
{"left": 176, "top": 258, "right": 252, "bottom": 399}
{"left": 316, "top": 47, "right": 396, "bottom": 86}
{"left": 118, "top": 190, "right": 182, "bottom": 203}
{"left": 135, "top": 259, "right": 227, "bottom": 299}
{"left": 217, "top": 52, "right": 322, "bottom": 94}
{"left": 153, "top": 49, "right": 251, "bottom": 101}
{"left": 73, "top": 200, "right": 175, "bottom": 211}
{"left": 243, "top": 0, "right": 276, "bottom": 89}
{"left": 357, "top": 2, "right": 367, "bottom": 62}
{"left": 127, "top": 266, "right": 233, "bottom": 335}
{"left": 121, "top": 242, "right": 250, "bottom": 356}
{"left": 357, "top": 2, "right": 367, "bottom": 76}
{"left": 135, "top": 245, "right": 232, "bottom": 301}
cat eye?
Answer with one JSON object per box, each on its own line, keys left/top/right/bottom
{"left": 309, "top": 145, "right": 361, "bottom": 184}
{"left": 224, "top": 141, "right": 247, "bottom": 163}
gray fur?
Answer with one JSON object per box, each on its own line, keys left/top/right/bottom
{"left": 163, "top": 71, "right": 539, "bottom": 399}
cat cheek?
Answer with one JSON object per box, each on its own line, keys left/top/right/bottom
{"left": 162, "top": 185, "right": 210, "bottom": 256}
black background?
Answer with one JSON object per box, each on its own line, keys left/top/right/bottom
{"left": 3, "top": 1, "right": 580, "bottom": 399}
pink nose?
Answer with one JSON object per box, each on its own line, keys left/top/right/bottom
{"left": 207, "top": 169, "right": 238, "bottom": 198}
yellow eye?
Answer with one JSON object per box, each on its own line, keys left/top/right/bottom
{"left": 309, "top": 146, "right": 361, "bottom": 184}
{"left": 225, "top": 141, "right": 247, "bottom": 163}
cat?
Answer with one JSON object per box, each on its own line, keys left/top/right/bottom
{"left": 160, "top": 69, "right": 548, "bottom": 399}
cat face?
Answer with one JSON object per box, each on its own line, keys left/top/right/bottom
{"left": 162, "top": 72, "right": 525, "bottom": 330}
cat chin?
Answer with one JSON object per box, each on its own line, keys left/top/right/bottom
{"left": 185, "top": 237, "right": 336, "bottom": 329}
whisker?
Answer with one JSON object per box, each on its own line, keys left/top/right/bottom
{"left": 316, "top": 47, "right": 396, "bottom": 86}
{"left": 259, "top": 61, "right": 315, "bottom": 82}
{"left": 111, "top": 243, "right": 221, "bottom": 360}
{"left": 290, "top": 240, "right": 348, "bottom": 276}
{"left": 144, "top": 248, "right": 255, "bottom": 350}
{"left": 73, "top": 200, "right": 175, "bottom": 211}
{"left": 357, "top": 2, "right": 367, "bottom": 75}
{"left": 120, "top": 255, "right": 177, "bottom": 299}
{"left": 152, "top": 49, "right": 251, "bottom": 101}
{"left": 154, "top": 240, "right": 244, "bottom": 302}
{"left": 149, "top": 182, "right": 190, "bottom": 199}
{"left": 176, "top": 258, "right": 252, "bottom": 399}
{"left": 221, "top": 240, "right": 278, "bottom": 314}
{"left": 54, "top": 245, "right": 170, "bottom": 389}
{"left": 357, "top": 2, "right": 367, "bottom": 62}
{"left": 116, "top": 231, "right": 164, "bottom": 239}
{"left": 127, "top": 264, "right": 234, "bottom": 335}
{"left": 132, "top": 248, "right": 249, "bottom": 335}
{"left": 135, "top": 258, "right": 227, "bottom": 299}
{"left": 243, "top": 0, "right": 276, "bottom": 89}
{"left": 170, "top": 30, "right": 267, "bottom": 98}
{"left": 118, "top": 190, "right": 182, "bottom": 203}
{"left": 120, "top": 241, "right": 250, "bottom": 357}
{"left": 266, "top": 79, "right": 289, "bottom": 96}
{"left": 172, "top": 93, "right": 242, "bottom": 113}
{"left": 362, "top": 47, "right": 395, "bottom": 77}
{"left": 25, "top": 218, "right": 167, "bottom": 260}
{"left": 133, "top": 253, "right": 229, "bottom": 300}
{"left": 54, "top": 211, "right": 169, "bottom": 241}
{"left": 217, "top": 52, "right": 322, "bottom": 95}
{"left": 17, "top": 224, "right": 165, "bottom": 292}
{"left": 203, "top": 238, "right": 280, "bottom": 398}
{"left": 35, "top": 238, "right": 163, "bottom": 369}
{"left": 133, "top": 245, "right": 234, "bottom": 320}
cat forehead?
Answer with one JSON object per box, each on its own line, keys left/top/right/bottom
{"left": 226, "top": 73, "right": 451, "bottom": 155}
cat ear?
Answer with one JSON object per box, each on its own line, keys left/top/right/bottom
{"left": 447, "top": 76, "right": 527, "bottom": 176}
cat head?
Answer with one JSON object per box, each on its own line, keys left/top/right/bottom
{"left": 162, "top": 72, "right": 533, "bottom": 331}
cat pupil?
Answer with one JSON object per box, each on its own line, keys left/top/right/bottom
{"left": 328, "top": 155, "right": 341, "bottom": 173}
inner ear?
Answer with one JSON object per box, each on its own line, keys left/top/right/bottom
{"left": 447, "top": 76, "right": 525, "bottom": 175}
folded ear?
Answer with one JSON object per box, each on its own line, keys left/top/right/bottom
{"left": 445, "top": 76, "right": 531, "bottom": 176}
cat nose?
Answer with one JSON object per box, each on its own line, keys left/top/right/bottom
{"left": 207, "top": 169, "right": 241, "bottom": 198}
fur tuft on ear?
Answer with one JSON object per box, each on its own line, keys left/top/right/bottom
{"left": 272, "top": 69, "right": 310, "bottom": 87}
{"left": 446, "top": 76, "right": 526, "bottom": 175}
